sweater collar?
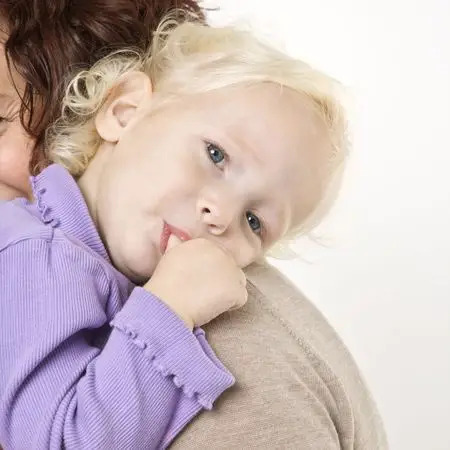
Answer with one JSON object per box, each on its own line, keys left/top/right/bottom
{"left": 31, "top": 164, "right": 111, "bottom": 263}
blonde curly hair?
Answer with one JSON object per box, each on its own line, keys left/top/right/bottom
{"left": 46, "top": 13, "right": 349, "bottom": 258}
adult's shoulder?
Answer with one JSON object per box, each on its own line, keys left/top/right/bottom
{"left": 170, "top": 260, "right": 388, "bottom": 449}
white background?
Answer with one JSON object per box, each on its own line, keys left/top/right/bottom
{"left": 206, "top": 1, "right": 450, "bottom": 449}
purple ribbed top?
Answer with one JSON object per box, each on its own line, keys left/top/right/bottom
{"left": 0, "top": 164, "right": 234, "bottom": 449}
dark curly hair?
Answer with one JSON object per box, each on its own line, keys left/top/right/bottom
{"left": 0, "top": 0, "right": 205, "bottom": 174}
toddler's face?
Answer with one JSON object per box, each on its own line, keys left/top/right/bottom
{"left": 81, "top": 83, "right": 329, "bottom": 283}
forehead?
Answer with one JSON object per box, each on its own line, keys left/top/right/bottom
{"left": 184, "top": 84, "right": 330, "bottom": 228}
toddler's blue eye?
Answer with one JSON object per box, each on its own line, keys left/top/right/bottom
{"left": 246, "top": 211, "right": 262, "bottom": 234}
{"left": 206, "top": 142, "right": 225, "bottom": 164}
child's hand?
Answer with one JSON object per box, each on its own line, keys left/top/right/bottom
{"left": 144, "top": 236, "right": 248, "bottom": 329}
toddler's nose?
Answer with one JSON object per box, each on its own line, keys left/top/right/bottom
{"left": 198, "top": 197, "right": 238, "bottom": 235}
{"left": 201, "top": 206, "right": 231, "bottom": 234}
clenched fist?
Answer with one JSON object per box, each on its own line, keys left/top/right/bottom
{"left": 144, "top": 236, "right": 248, "bottom": 329}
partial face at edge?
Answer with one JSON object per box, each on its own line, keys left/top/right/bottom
{"left": 82, "top": 82, "right": 330, "bottom": 283}
{"left": 0, "top": 31, "right": 34, "bottom": 200}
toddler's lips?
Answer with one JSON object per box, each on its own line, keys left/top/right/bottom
{"left": 160, "top": 221, "right": 192, "bottom": 254}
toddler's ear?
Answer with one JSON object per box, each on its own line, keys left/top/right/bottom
{"left": 95, "top": 71, "right": 152, "bottom": 143}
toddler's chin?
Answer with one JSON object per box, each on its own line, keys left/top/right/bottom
{"left": 119, "top": 251, "right": 159, "bottom": 286}
{"left": 106, "top": 234, "right": 160, "bottom": 285}
{"left": 117, "top": 263, "right": 151, "bottom": 286}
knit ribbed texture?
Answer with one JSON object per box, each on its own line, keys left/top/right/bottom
{"left": 0, "top": 164, "right": 234, "bottom": 450}
{"left": 170, "top": 262, "right": 389, "bottom": 449}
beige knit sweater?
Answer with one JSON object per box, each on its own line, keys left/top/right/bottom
{"left": 170, "top": 260, "right": 388, "bottom": 449}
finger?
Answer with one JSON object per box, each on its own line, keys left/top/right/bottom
{"left": 241, "top": 287, "right": 248, "bottom": 306}
{"left": 211, "top": 240, "right": 238, "bottom": 264}
{"left": 230, "top": 293, "right": 247, "bottom": 311}
{"left": 166, "top": 234, "right": 183, "bottom": 252}
{"left": 239, "top": 271, "right": 247, "bottom": 287}
{"left": 232, "top": 287, "right": 248, "bottom": 310}
{"left": 228, "top": 301, "right": 243, "bottom": 311}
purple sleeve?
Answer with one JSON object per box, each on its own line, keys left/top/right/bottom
{"left": 0, "top": 238, "right": 234, "bottom": 449}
